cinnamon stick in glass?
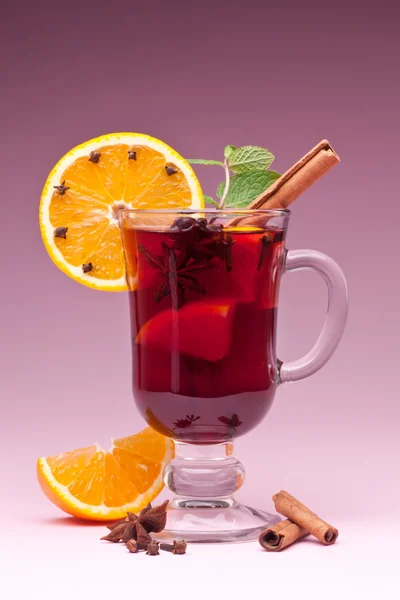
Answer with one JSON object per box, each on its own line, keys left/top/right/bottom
{"left": 248, "top": 139, "right": 340, "bottom": 210}
{"left": 259, "top": 519, "right": 308, "bottom": 552}
{"left": 227, "top": 140, "right": 339, "bottom": 228}
{"left": 273, "top": 490, "right": 338, "bottom": 545}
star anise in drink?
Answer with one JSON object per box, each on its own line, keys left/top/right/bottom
{"left": 218, "top": 414, "right": 243, "bottom": 427}
{"left": 169, "top": 217, "right": 235, "bottom": 271}
{"left": 138, "top": 242, "right": 213, "bottom": 310}
{"left": 173, "top": 414, "right": 200, "bottom": 428}
{"left": 169, "top": 217, "right": 224, "bottom": 263}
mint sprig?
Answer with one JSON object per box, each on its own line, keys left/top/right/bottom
{"left": 224, "top": 145, "right": 275, "bottom": 174}
{"left": 187, "top": 159, "right": 224, "bottom": 167}
{"left": 202, "top": 194, "right": 219, "bottom": 206}
{"left": 217, "top": 170, "right": 281, "bottom": 208}
{"left": 187, "top": 144, "right": 279, "bottom": 208}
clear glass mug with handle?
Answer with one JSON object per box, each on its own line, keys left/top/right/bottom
{"left": 119, "top": 208, "right": 348, "bottom": 542}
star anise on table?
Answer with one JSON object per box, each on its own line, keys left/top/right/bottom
{"left": 101, "top": 500, "right": 169, "bottom": 548}
{"left": 139, "top": 243, "right": 213, "bottom": 310}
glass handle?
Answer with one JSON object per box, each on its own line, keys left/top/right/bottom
{"left": 279, "top": 249, "right": 348, "bottom": 383}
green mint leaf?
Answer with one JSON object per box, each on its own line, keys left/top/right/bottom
{"left": 187, "top": 158, "right": 224, "bottom": 166}
{"left": 217, "top": 171, "right": 281, "bottom": 207}
{"left": 227, "top": 146, "right": 275, "bottom": 174}
{"left": 203, "top": 195, "right": 219, "bottom": 206}
{"left": 224, "top": 145, "right": 236, "bottom": 160}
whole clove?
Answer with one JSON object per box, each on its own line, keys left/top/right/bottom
{"left": 146, "top": 540, "right": 160, "bottom": 555}
{"left": 165, "top": 165, "right": 178, "bottom": 176}
{"left": 160, "top": 539, "right": 187, "bottom": 555}
{"left": 257, "top": 234, "right": 272, "bottom": 270}
{"left": 82, "top": 263, "right": 93, "bottom": 273}
{"left": 89, "top": 151, "right": 101, "bottom": 163}
{"left": 54, "top": 227, "right": 68, "bottom": 239}
{"left": 101, "top": 500, "right": 169, "bottom": 547}
{"left": 53, "top": 181, "right": 70, "bottom": 195}
{"left": 221, "top": 234, "right": 235, "bottom": 272}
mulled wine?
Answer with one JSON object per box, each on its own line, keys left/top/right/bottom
{"left": 120, "top": 215, "right": 286, "bottom": 444}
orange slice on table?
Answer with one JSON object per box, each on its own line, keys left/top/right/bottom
{"left": 37, "top": 427, "right": 174, "bottom": 521}
{"left": 39, "top": 133, "right": 204, "bottom": 291}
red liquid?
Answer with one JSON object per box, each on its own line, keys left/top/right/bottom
{"left": 121, "top": 219, "right": 285, "bottom": 444}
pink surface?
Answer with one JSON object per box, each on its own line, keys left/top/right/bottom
{"left": 2, "top": 514, "right": 398, "bottom": 598}
{"left": 1, "top": 0, "right": 399, "bottom": 592}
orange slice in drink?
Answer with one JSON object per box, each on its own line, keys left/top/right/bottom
{"left": 39, "top": 133, "right": 204, "bottom": 291}
{"left": 37, "top": 427, "right": 174, "bottom": 521}
{"left": 136, "top": 299, "right": 236, "bottom": 362}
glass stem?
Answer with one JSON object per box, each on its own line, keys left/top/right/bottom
{"left": 163, "top": 441, "right": 245, "bottom": 508}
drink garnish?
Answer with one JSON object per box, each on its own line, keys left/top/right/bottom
{"left": 218, "top": 414, "right": 243, "bottom": 428}
{"left": 82, "top": 262, "right": 93, "bottom": 273}
{"left": 137, "top": 217, "right": 240, "bottom": 310}
{"left": 138, "top": 242, "right": 212, "bottom": 310}
{"left": 169, "top": 217, "right": 224, "bottom": 264}
{"left": 221, "top": 233, "right": 235, "bottom": 271}
{"left": 173, "top": 415, "right": 200, "bottom": 428}
{"left": 39, "top": 133, "right": 204, "bottom": 291}
{"left": 88, "top": 150, "right": 101, "bottom": 163}
{"left": 188, "top": 139, "right": 339, "bottom": 211}
{"left": 257, "top": 234, "right": 273, "bottom": 270}
{"left": 128, "top": 149, "right": 137, "bottom": 160}
{"left": 165, "top": 165, "right": 178, "bottom": 176}
{"left": 53, "top": 180, "right": 70, "bottom": 195}
{"left": 170, "top": 218, "right": 236, "bottom": 272}
{"left": 54, "top": 226, "right": 68, "bottom": 239}
{"left": 135, "top": 299, "right": 236, "bottom": 362}
{"left": 188, "top": 144, "right": 280, "bottom": 208}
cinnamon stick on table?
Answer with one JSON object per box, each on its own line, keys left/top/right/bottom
{"left": 259, "top": 519, "right": 308, "bottom": 552}
{"left": 273, "top": 490, "right": 338, "bottom": 545}
{"left": 248, "top": 139, "right": 340, "bottom": 211}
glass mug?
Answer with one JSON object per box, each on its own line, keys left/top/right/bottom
{"left": 119, "top": 209, "right": 348, "bottom": 542}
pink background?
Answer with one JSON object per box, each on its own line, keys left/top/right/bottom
{"left": 1, "top": 1, "right": 399, "bottom": 595}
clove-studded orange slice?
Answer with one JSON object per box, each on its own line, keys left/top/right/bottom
{"left": 37, "top": 427, "right": 174, "bottom": 521}
{"left": 39, "top": 133, "right": 204, "bottom": 291}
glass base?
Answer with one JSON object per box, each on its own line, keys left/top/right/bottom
{"left": 159, "top": 441, "right": 280, "bottom": 543}
{"left": 155, "top": 498, "right": 280, "bottom": 543}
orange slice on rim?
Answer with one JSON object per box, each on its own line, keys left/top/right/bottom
{"left": 39, "top": 133, "right": 204, "bottom": 291}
